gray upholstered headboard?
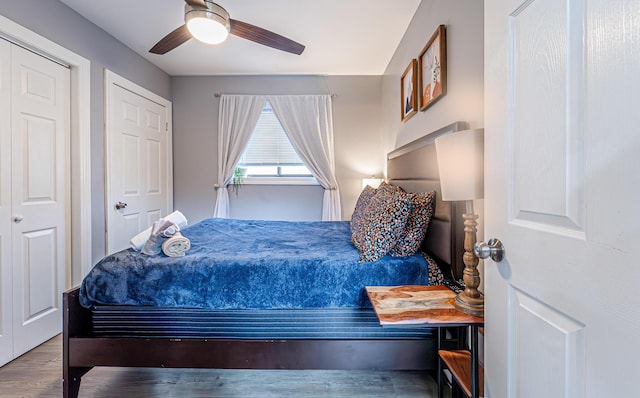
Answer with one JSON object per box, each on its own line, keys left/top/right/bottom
{"left": 387, "top": 122, "right": 467, "bottom": 280}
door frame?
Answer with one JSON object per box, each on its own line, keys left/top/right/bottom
{"left": 104, "top": 70, "right": 173, "bottom": 254}
{"left": 0, "top": 14, "right": 92, "bottom": 286}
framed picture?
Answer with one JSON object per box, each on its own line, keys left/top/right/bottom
{"left": 419, "top": 25, "right": 447, "bottom": 111}
{"left": 400, "top": 59, "right": 418, "bottom": 122}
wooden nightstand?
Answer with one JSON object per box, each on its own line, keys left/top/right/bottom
{"left": 366, "top": 285, "right": 484, "bottom": 398}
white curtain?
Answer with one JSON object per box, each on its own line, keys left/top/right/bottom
{"left": 268, "top": 95, "right": 342, "bottom": 221}
{"left": 213, "top": 95, "right": 266, "bottom": 218}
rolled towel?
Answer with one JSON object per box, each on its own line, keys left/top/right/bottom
{"left": 140, "top": 226, "right": 162, "bottom": 255}
{"left": 141, "top": 221, "right": 180, "bottom": 256}
{"left": 130, "top": 210, "right": 188, "bottom": 250}
{"left": 162, "top": 232, "right": 191, "bottom": 257}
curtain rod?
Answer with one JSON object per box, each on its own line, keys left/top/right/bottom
{"left": 213, "top": 93, "right": 338, "bottom": 99}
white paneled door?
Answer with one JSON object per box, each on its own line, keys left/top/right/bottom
{"left": 106, "top": 72, "right": 172, "bottom": 254}
{"left": 0, "top": 35, "right": 12, "bottom": 368}
{"left": 0, "top": 39, "right": 70, "bottom": 366}
{"left": 485, "top": 0, "right": 639, "bottom": 396}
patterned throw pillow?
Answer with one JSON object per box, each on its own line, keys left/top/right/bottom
{"left": 376, "top": 181, "right": 400, "bottom": 194}
{"left": 422, "top": 251, "right": 445, "bottom": 285}
{"left": 352, "top": 187, "right": 412, "bottom": 263}
{"left": 350, "top": 185, "right": 377, "bottom": 239}
{"left": 389, "top": 191, "right": 436, "bottom": 257}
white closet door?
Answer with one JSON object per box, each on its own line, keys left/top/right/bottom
{"left": 0, "top": 38, "right": 12, "bottom": 367}
{"left": 106, "top": 75, "right": 170, "bottom": 254}
{"left": 10, "top": 44, "right": 70, "bottom": 358}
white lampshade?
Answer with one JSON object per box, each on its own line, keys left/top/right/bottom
{"left": 185, "top": 2, "right": 230, "bottom": 45}
{"left": 434, "top": 128, "right": 484, "bottom": 201}
{"left": 362, "top": 178, "right": 383, "bottom": 190}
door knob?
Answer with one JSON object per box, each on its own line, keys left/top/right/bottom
{"left": 115, "top": 201, "right": 128, "bottom": 210}
{"left": 12, "top": 215, "right": 23, "bottom": 223}
{"left": 474, "top": 238, "right": 505, "bottom": 262}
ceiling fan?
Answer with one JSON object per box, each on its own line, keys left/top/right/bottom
{"left": 149, "top": 0, "right": 305, "bottom": 55}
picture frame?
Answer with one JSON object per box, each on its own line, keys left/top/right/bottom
{"left": 400, "top": 59, "right": 418, "bottom": 122}
{"left": 419, "top": 25, "right": 447, "bottom": 111}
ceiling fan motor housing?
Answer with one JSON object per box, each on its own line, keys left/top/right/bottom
{"left": 149, "top": 0, "right": 304, "bottom": 55}
{"left": 185, "top": 1, "right": 231, "bottom": 44}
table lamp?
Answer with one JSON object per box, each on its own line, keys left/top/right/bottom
{"left": 434, "top": 128, "right": 484, "bottom": 316}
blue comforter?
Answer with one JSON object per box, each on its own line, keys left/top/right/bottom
{"left": 80, "top": 218, "right": 433, "bottom": 309}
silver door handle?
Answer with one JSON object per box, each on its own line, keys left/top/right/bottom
{"left": 474, "top": 238, "right": 505, "bottom": 262}
{"left": 115, "top": 201, "right": 128, "bottom": 210}
{"left": 13, "top": 215, "right": 23, "bottom": 223}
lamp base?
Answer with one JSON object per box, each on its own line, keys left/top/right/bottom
{"left": 454, "top": 292, "right": 484, "bottom": 317}
{"left": 453, "top": 207, "right": 484, "bottom": 318}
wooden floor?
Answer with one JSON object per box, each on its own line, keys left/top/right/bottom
{"left": 0, "top": 335, "right": 439, "bottom": 397}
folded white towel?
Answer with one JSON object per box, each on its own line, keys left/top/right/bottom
{"left": 130, "top": 210, "right": 188, "bottom": 251}
{"left": 141, "top": 220, "right": 180, "bottom": 256}
{"left": 162, "top": 232, "right": 191, "bottom": 257}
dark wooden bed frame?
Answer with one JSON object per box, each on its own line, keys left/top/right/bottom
{"left": 62, "top": 122, "right": 467, "bottom": 398}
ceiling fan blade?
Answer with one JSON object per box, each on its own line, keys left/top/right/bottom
{"left": 184, "top": 0, "right": 207, "bottom": 7}
{"left": 149, "top": 24, "right": 192, "bottom": 54}
{"left": 230, "top": 19, "right": 305, "bottom": 55}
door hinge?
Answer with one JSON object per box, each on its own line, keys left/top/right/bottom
{"left": 166, "top": 122, "right": 169, "bottom": 131}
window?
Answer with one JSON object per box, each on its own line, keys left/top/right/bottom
{"left": 237, "top": 102, "right": 316, "bottom": 184}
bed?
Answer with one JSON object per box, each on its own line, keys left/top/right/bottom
{"left": 62, "top": 122, "right": 466, "bottom": 398}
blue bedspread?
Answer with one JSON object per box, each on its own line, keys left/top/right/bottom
{"left": 80, "top": 218, "right": 432, "bottom": 309}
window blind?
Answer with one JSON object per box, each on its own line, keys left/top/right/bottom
{"left": 239, "top": 104, "right": 303, "bottom": 166}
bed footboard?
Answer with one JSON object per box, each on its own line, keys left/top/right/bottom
{"left": 63, "top": 287, "right": 94, "bottom": 398}
{"left": 68, "top": 338, "right": 435, "bottom": 370}
{"left": 62, "top": 287, "right": 436, "bottom": 397}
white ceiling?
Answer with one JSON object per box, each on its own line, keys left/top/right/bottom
{"left": 59, "top": 0, "right": 421, "bottom": 76}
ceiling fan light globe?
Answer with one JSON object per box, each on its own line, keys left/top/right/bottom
{"left": 187, "top": 17, "right": 229, "bottom": 44}
{"left": 184, "top": 2, "right": 230, "bottom": 45}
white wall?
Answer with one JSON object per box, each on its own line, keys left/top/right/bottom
{"left": 171, "top": 0, "right": 486, "bottom": 225}
{"left": 380, "top": 0, "right": 485, "bottom": 287}
{"left": 171, "top": 75, "right": 384, "bottom": 223}
{"left": 229, "top": 185, "right": 325, "bottom": 221}
{"left": 381, "top": 0, "right": 484, "bottom": 153}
